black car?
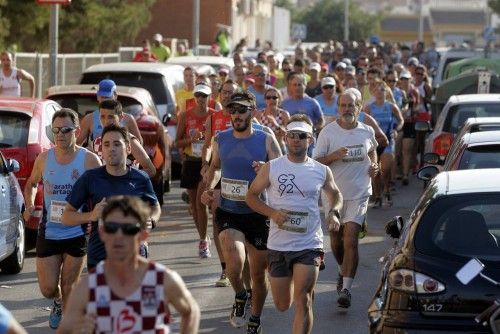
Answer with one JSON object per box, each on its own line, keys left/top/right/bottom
{"left": 0, "top": 153, "right": 25, "bottom": 274}
{"left": 368, "top": 169, "right": 500, "bottom": 333}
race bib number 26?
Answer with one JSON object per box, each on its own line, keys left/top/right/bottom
{"left": 221, "top": 177, "right": 248, "bottom": 201}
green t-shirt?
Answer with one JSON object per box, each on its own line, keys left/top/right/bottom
{"left": 151, "top": 44, "right": 171, "bottom": 62}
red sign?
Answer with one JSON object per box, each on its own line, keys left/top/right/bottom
{"left": 36, "top": 0, "right": 71, "bottom": 4}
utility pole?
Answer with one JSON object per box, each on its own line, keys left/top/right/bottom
{"left": 344, "top": 0, "right": 349, "bottom": 42}
{"left": 49, "top": 4, "right": 59, "bottom": 86}
{"left": 192, "top": 0, "right": 200, "bottom": 56}
{"left": 418, "top": 0, "right": 424, "bottom": 42}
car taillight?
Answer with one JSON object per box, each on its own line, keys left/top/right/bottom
{"left": 433, "top": 132, "right": 454, "bottom": 157}
{"left": 389, "top": 269, "right": 445, "bottom": 294}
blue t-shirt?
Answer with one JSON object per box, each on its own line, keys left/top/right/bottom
{"left": 66, "top": 166, "right": 158, "bottom": 266}
{"left": 0, "top": 303, "right": 12, "bottom": 334}
{"left": 281, "top": 96, "right": 323, "bottom": 126}
{"left": 248, "top": 85, "right": 272, "bottom": 110}
{"left": 314, "top": 94, "right": 338, "bottom": 118}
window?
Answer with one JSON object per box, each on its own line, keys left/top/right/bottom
{"left": 0, "top": 112, "right": 30, "bottom": 148}
{"left": 444, "top": 103, "right": 500, "bottom": 134}
{"left": 459, "top": 145, "right": 500, "bottom": 169}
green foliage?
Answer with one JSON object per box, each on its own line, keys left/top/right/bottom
{"left": 0, "top": 0, "right": 157, "bottom": 53}
{"left": 489, "top": 0, "right": 500, "bottom": 16}
{"left": 296, "top": 0, "right": 380, "bottom": 42}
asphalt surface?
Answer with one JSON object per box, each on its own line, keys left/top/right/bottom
{"left": 0, "top": 176, "right": 424, "bottom": 333}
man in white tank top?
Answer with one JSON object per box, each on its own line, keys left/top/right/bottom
{"left": 58, "top": 196, "right": 200, "bottom": 334}
{"left": 246, "top": 114, "right": 343, "bottom": 334}
{"left": 0, "top": 51, "right": 35, "bottom": 97}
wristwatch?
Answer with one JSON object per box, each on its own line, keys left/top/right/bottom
{"left": 329, "top": 208, "right": 341, "bottom": 220}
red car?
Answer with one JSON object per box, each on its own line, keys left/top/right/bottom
{"left": 0, "top": 97, "right": 60, "bottom": 239}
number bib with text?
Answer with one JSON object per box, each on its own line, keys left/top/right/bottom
{"left": 50, "top": 200, "right": 66, "bottom": 223}
{"left": 342, "top": 144, "right": 366, "bottom": 163}
{"left": 191, "top": 140, "right": 204, "bottom": 158}
{"left": 221, "top": 178, "right": 248, "bottom": 201}
{"left": 279, "top": 210, "right": 309, "bottom": 233}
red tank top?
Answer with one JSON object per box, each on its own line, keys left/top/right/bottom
{"left": 185, "top": 97, "right": 217, "bottom": 111}
{"left": 184, "top": 107, "right": 213, "bottom": 158}
{"left": 211, "top": 110, "right": 232, "bottom": 136}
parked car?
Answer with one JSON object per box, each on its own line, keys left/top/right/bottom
{"left": 45, "top": 84, "right": 172, "bottom": 197}
{"left": 0, "top": 97, "right": 60, "bottom": 239}
{"left": 368, "top": 169, "right": 500, "bottom": 333}
{"left": 424, "top": 94, "right": 500, "bottom": 160}
{"left": 0, "top": 152, "right": 25, "bottom": 274}
{"left": 166, "top": 55, "right": 234, "bottom": 74}
{"left": 80, "top": 62, "right": 184, "bottom": 172}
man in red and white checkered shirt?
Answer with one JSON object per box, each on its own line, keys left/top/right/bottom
{"left": 58, "top": 196, "right": 200, "bottom": 334}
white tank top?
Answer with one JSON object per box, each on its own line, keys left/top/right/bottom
{"left": 0, "top": 68, "right": 20, "bottom": 96}
{"left": 267, "top": 155, "right": 326, "bottom": 251}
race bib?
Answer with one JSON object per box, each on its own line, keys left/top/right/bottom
{"left": 50, "top": 200, "right": 66, "bottom": 223}
{"left": 342, "top": 144, "right": 365, "bottom": 163}
{"left": 191, "top": 140, "right": 204, "bottom": 158}
{"left": 279, "top": 210, "right": 309, "bottom": 233}
{"left": 221, "top": 177, "right": 248, "bottom": 201}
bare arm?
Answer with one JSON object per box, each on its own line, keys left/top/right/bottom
{"left": 363, "top": 113, "right": 389, "bottom": 147}
{"left": 23, "top": 152, "right": 46, "bottom": 222}
{"left": 84, "top": 150, "right": 102, "bottom": 169}
{"left": 391, "top": 103, "right": 404, "bottom": 131}
{"left": 175, "top": 112, "right": 192, "bottom": 149}
{"left": 18, "top": 69, "right": 35, "bottom": 98}
{"left": 164, "top": 269, "right": 200, "bottom": 334}
{"left": 61, "top": 199, "right": 106, "bottom": 226}
{"left": 266, "top": 133, "right": 283, "bottom": 161}
{"left": 57, "top": 279, "right": 93, "bottom": 334}
{"left": 322, "top": 167, "right": 343, "bottom": 231}
{"left": 124, "top": 114, "right": 143, "bottom": 144}
{"left": 130, "top": 137, "right": 156, "bottom": 177}
{"left": 150, "top": 202, "right": 161, "bottom": 223}
{"left": 203, "top": 140, "right": 221, "bottom": 190}
{"left": 245, "top": 162, "right": 280, "bottom": 220}
{"left": 77, "top": 114, "right": 93, "bottom": 146}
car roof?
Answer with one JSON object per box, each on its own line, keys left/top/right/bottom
{"left": 465, "top": 130, "right": 500, "bottom": 145}
{"left": 448, "top": 94, "right": 500, "bottom": 104}
{"left": 0, "top": 97, "right": 52, "bottom": 116}
{"left": 83, "top": 62, "right": 185, "bottom": 75}
{"left": 46, "top": 84, "right": 153, "bottom": 101}
{"left": 166, "top": 56, "right": 234, "bottom": 68}
{"left": 433, "top": 169, "right": 500, "bottom": 195}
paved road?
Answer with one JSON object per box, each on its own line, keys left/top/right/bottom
{"left": 0, "top": 176, "right": 423, "bottom": 333}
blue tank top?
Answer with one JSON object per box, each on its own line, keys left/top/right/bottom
{"left": 392, "top": 87, "right": 403, "bottom": 110}
{"left": 370, "top": 101, "right": 393, "bottom": 135}
{"left": 41, "top": 148, "right": 87, "bottom": 240}
{"left": 314, "top": 94, "right": 338, "bottom": 117}
{"left": 91, "top": 110, "right": 102, "bottom": 140}
{"left": 217, "top": 129, "right": 268, "bottom": 214}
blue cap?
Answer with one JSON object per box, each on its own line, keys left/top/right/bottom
{"left": 97, "top": 79, "right": 116, "bottom": 98}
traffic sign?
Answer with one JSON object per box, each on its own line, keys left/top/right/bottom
{"left": 36, "top": 0, "right": 71, "bottom": 4}
{"left": 291, "top": 24, "right": 307, "bottom": 40}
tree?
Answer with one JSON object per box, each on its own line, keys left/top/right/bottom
{"left": 0, "top": 0, "right": 157, "bottom": 53}
{"left": 489, "top": 0, "right": 500, "bottom": 16}
{"left": 296, "top": 0, "right": 380, "bottom": 42}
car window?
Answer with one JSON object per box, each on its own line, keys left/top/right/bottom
{"left": 444, "top": 103, "right": 500, "bottom": 134}
{"left": 0, "top": 112, "right": 30, "bottom": 148}
{"left": 459, "top": 145, "right": 500, "bottom": 169}
{"left": 81, "top": 72, "right": 168, "bottom": 106}
{"left": 50, "top": 94, "right": 142, "bottom": 119}
{"left": 415, "top": 194, "right": 500, "bottom": 260}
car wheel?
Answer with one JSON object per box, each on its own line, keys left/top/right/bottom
{"left": 0, "top": 217, "right": 25, "bottom": 274}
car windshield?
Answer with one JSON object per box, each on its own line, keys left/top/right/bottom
{"left": 81, "top": 72, "right": 168, "bottom": 105}
{"left": 459, "top": 145, "right": 500, "bottom": 169}
{"left": 415, "top": 194, "right": 500, "bottom": 261}
{"left": 49, "top": 94, "right": 145, "bottom": 119}
{"left": 444, "top": 103, "right": 500, "bottom": 134}
{"left": 0, "top": 112, "right": 30, "bottom": 148}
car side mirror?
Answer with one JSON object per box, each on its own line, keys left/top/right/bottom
{"left": 162, "top": 113, "right": 172, "bottom": 126}
{"left": 46, "top": 125, "right": 55, "bottom": 144}
{"left": 385, "top": 216, "right": 404, "bottom": 239}
{"left": 415, "top": 121, "right": 431, "bottom": 132}
{"left": 417, "top": 165, "right": 439, "bottom": 181}
{"left": 423, "top": 152, "right": 441, "bottom": 165}
{"left": 6, "top": 159, "right": 20, "bottom": 173}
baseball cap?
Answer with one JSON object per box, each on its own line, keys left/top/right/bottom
{"left": 346, "top": 65, "right": 356, "bottom": 75}
{"left": 193, "top": 84, "right": 212, "bottom": 95}
{"left": 408, "top": 57, "right": 419, "bottom": 66}
{"left": 227, "top": 92, "right": 255, "bottom": 108}
{"left": 219, "top": 67, "right": 229, "bottom": 75}
{"left": 400, "top": 70, "right": 412, "bottom": 79}
{"left": 335, "top": 62, "right": 347, "bottom": 70}
{"left": 321, "top": 77, "right": 336, "bottom": 87}
{"left": 286, "top": 121, "right": 313, "bottom": 134}
{"left": 308, "top": 62, "right": 321, "bottom": 72}
{"left": 97, "top": 79, "right": 116, "bottom": 98}
{"left": 153, "top": 33, "right": 163, "bottom": 42}
{"left": 341, "top": 58, "right": 352, "bottom": 66}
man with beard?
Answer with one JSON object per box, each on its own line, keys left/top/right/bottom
{"left": 246, "top": 114, "right": 343, "bottom": 334}
{"left": 201, "top": 91, "right": 281, "bottom": 334}
{"left": 313, "top": 91, "right": 379, "bottom": 308}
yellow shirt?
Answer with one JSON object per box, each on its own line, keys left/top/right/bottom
{"left": 175, "top": 89, "right": 194, "bottom": 113}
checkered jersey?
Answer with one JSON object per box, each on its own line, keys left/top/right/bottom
{"left": 259, "top": 110, "right": 285, "bottom": 131}
{"left": 87, "top": 261, "right": 171, "bottom": 333}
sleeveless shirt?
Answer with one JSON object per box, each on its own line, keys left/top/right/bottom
{"left": 0, "top": 68, "right": 20, "bottom": 96}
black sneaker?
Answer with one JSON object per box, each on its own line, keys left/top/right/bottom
{"left": 337, "top": 289, "right": 351, "bottom": 308}
{"left": 336, "top": 273, "right": 343, "bottom": 294}
{"left": 229, "top": 297, "right": 248, "bottom": 328}
{"left": 181, "top": 191, "right": 190, "bottom": 204}
{"left": 246, "top": 320, "right": 262, "bottom": 334}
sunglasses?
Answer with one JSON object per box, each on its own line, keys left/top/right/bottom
{"left": 194, "top": 93, "right": 208, "bottom": 98}
{"left": 415, "top": 72, "right": 424, "bottom": 76}
{"left": 283, "top": 68, "right": 291, "bottom": 72}
{"left": 254, "top": 72, "right": 266, "bottom": 77}
{"left": 286, "top": 132, "right": 310, "bottom": 140}
{"left": 322, "top": 85, "right": 335, "bottom": 90}
{"left": 265, "top": 96, "right": 279, "bottom": 100}
{"left": 228, "top": 105, "right": 252, "bottom": 114}
{"left": 103, "top": 221, "right": 142, "bottom": 236}
{"left": 51, "top": 126, "right": 75, "bottom": 134}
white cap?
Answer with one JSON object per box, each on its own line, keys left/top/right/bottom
{"left": 286, "top": 121, "right": 313, "bottom": 134}
{"left": 193, "top": 84, "right": 212, "bottom": 95}
{"left": 407, "top": 57, "right": 419, "bottom": 66}
{"left": 400, "top": 70, "right": 412, "bottom": 79}
{"left": 321, "top": 77, "right": 336, "bottom": 87}
{"left": 153, "top": 33, "right": 163, "bottom": 42}
{"left": 335, "top": 62, "right": 347, "bottom": 69}
{"left": 341, "top": 58, "right": 352, "bottom": 66}
{"left": 308, "top": 62, "right": 321, "bottom": 72}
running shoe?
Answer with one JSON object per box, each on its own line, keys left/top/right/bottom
{"left": 229, "top": 297, "right": 248, "bottom": 328}
{"left": 382, "top": 193, "right": 393, "bottom": 207}
{"left": 49, "top": 300, "right": 62, "bottom": 329}
{"left": 358, "top": 218, "right": 368, "bottom": 239}
{"left": 246, "top": 291, "right": 252, "bottom": 310}
{"left": 402, "top": 176, "right": 409, "bottom": 186}
{"left": 337, "top": 289, "right": 351, "bottom": 308}
{"left": 246, "top": 320, "right": 262, "bottom": 334}
{"left": 199, "top": 239, "right": 211, "bottom": 258}
{"left": 336, "top": 273, "right": 343, "bottom": 295}
{"left": 181, "top": 191, "right": 190, "bottom": 204}
{"left": 215, "top": 272, "right": 230, "bottom": 287}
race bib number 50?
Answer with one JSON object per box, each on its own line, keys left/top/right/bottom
{"left": 221, "top": 177, "right": 248, "bottom": 201}
{"left": 279, "top": 210, "right": 309, "bottom": 233}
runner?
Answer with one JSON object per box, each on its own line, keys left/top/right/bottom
{"left": 61, "top": 124, "right": 161, "bottom": 270}
{"left": 24, "top": 108, "right": 101, "bottom": 329}
{"left": 0, "top": 51, "right": 35, "bottom": 97}
{"left": 201, "top": 91, "right": 282, "bottom": 333}
{"left": 313, "top": 91, "right": 379, "bottom": 308}
{"left": 246, "top": 114, "right": 343, "bottom": 333}
{"left": 58, "top": 196, "right": 200, "bottom": 334}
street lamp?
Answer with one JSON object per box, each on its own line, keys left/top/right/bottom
{"left": 344, "top": 0, "right": 349, "bottom": 42}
